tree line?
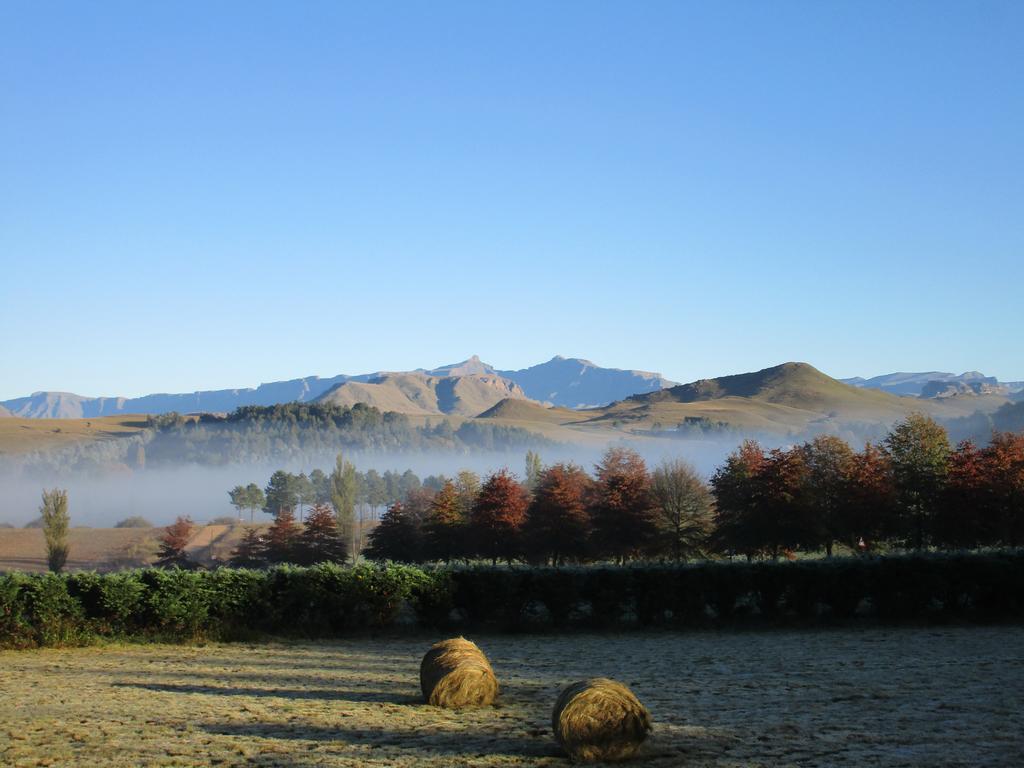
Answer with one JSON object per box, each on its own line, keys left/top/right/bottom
{"left": 228, "top": 465, "right": 439, "bottom": 523}
{"left": 143, "top": 402, "right": 548, "bottom": 467}
{"left": 365, "top": 417, "right": 1024, "bottom": 564}
{"left": 147, "top": 414, "right": 1022, "bottom": 570}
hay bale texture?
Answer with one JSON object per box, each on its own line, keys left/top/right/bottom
{"left": 552, "top": 678, "right": 652, "bottom": 762}
{"left": 419, "top": 637, "right": 499, "bottom": 708}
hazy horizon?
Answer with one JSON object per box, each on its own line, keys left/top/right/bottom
{"left": 2, "top": 354, "right": 1022, "bottom": 403}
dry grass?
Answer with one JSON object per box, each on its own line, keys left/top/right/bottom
{"left": 0, "top": 416, "right": 150, "bottom": 455}
{"left": 0, "top": 525, "right": 258, "bottom": 572}
{"left": 1, "top": 628, "right": 1022, "bottom": 766}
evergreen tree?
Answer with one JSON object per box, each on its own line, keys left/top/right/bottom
{"left": 228, "top": 485, "right": 248, "bottom": 520}
{"left": 524, "top": 450, "right": 543, "bottom": 492}
{"left": 363, "top": 469, "right": 389, "bottom": 518}
{"left": 264, "top": 470, "right": 298, "bottom": 518}
{"left": 330, "top": 453, "right": 359, "bottom": 556}
{"left": 293, "top": 473, "right": 316, "bottom": 521}
{"left": 365, "top": 501, "right": 424, "bottom": 562}
{"left": 230, "top": 527, "right": 267, "bottom": 568}
{"left": 296, "top": 503, "right": 347, "bottom": 564}
{"left": 309, "top": 468, "right": 332, "bottom": 504}
{"left": 243, "top": 483, "right": 266, "bottom": 522}
{"left": 454, "top": 470, "right": 481, "bottom": 538}
{"left": 398, "top": 469, "right": 422, "bottom": 499}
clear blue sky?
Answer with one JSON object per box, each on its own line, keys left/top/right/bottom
{"left": 1, "top": 1, "right": 1021, "bottom": 400}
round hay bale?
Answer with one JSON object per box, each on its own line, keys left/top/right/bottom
{"left": 552, "top": 678, "right": 652, "bottom": 762}
{"left": 419, "top": 637, "right": 499, "bottom": 708}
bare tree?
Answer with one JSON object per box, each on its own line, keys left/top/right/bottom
{"left": 651, "top": 460, "right": 714, "bottom": 561}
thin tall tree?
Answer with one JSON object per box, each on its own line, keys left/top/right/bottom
{"left": 40, "top": 488, "right": 70, "bottom": 573}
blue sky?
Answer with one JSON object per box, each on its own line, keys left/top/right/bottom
{"left": 1, "top": 1, "right": 1021, "bottom": 400}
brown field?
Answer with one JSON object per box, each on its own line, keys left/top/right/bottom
{"left": 0, "top": 525, "right": 253, "bottom": 572}
{"left": 1, "top": 627, "right": 1021, "bottom": 766}
{"left": 0, "top": 521, "right": 380, "bottom": 572}
{"left": 0, "top": 415, "right": 150, "bottom": 455}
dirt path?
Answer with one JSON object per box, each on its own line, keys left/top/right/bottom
{"left": 0, "top": 627, "right": 1021, "bottom": 766}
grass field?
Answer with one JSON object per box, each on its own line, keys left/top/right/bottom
{"left": 1, "top": 628, "right": 1021, "bottom": 766}
{"left": 0, "top": 415, "right": 150, "bottom": 455}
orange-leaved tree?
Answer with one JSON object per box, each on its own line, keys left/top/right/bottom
{"left": 156, "top": 515, "right": 196, "bottom": 568}
{"left": 523, "top": 463, "right": 592, "bottom": 565}
{"left": 470, "top": 470, "right": 529, "bottom": 564}
{"left": 590, "top": 447, "right": 655, "bottom": 563}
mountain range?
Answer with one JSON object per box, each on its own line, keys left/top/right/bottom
{"left": 0, "top": 356, "right": 676, "bottom": 419}
{"left": 4, "top": 361, "right": 1021, "bottom": 462}
{"left": 474, "top": 362, "right": 1019, "bottom": 443}
{"left": 841, "top": 371, "right": 1024, "bottom": 398}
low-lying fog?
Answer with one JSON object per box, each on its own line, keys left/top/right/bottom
{"left": 0, "top": 440, "right": 751, "bottom": 528}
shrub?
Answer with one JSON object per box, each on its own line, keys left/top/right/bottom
{"left": 1, "top": 553, "right": 1023, "bottom": 648}
{"left": 22, "top": 573, "right": 84, "bottom": 645}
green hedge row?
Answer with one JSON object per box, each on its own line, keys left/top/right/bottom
{"left": 1, "top": 553, "right": 1022, "bottom": 648}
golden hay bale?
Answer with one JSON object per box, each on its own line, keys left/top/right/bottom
{"left": 419, "top": 637, "right": 499, "bottom": 708}
{"left": 552, "top": 678, "right": 652, "bottom": 762}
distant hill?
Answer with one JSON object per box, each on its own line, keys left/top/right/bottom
{"left": 841, "top": 371, "right": 1009, "bottom": 397}
{"left": 486, "top": 362, "right": 1012, "bottom": 438}
{"left": 315, "top": 372, "right": 529, "bottom": 417}
{"left": 478, "top": 398, "right": 583, "bottom": 424}
{"left": 0, "top": 376, "right": 358, "bottom": 419}
{"left": 1, "top": 355, "right": 675, "bottom": 418}
{"left": 497, "top": 356, "right": 675, "bottom": 407}
{"left": 0, "top": 404, "right": 11, "bottom": 418}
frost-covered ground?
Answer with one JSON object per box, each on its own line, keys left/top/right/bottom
{"left": 1, "top": 627, "right": 1022, "bottom": 766}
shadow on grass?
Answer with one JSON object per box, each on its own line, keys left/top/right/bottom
{"left": 198, "top": 721, "right": 561, "bottom": 760}
{"left": 114, "top": 681, "right": 420, "bottom": 704}
{"left": 180, "top": 658, "right": 416, "bottom": 672}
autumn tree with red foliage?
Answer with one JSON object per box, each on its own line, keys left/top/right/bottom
{"left": 156, "top": 516, "right": 196, "bottom": 568}
{"left": 265, "top": 507, "right": 300, "bottom": 563}
{"left": 749, "top": 447, "right": 813, "bottom": 558}
{"left": 935, "top": 441, "right": 989, "bottom": 548}
{"left": 470, "top": 470, "right": 529, "bottom": 564}
{"left": 523, "top": 463, "right": 593, "bottom": 565}
{"left": 424, "top": 480, "right": 466, "bottom": 563}
{"left": 711, "top": 440, "right": 767, "bottom": 559}
{"left": 590, "top": 447, "right": 656, "bottom": 563}
{"left": 982, "top": 431, "right": 1024, "bottom": 547}
{"left": 840, "top": 443, "right": 895, "bottom": 550}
